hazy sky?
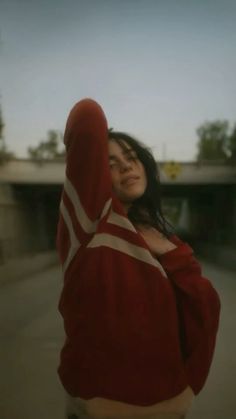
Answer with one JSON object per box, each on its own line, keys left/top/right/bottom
{"left": 1, "top": 0, "right": 236, "bottom": 161}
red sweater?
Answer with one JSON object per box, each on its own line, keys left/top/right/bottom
{"left": 57, "top": 99, "right": 220, "bottom": 406}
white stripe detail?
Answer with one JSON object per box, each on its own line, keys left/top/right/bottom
{"left": 87, "top": 233, "right": 167, "bottom": 277}
{"left": 100, "top": 198, "right": 112, "bottom": 220}
{"left": 107, "top": 210, "right": 136, "bottom": 232}
{"left": 64, "top": 177, "right": 97, "bottom": 234}
{"left": 60, "top": 200, "right": 80, "bottom": 273}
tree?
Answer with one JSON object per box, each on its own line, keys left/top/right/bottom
{"left": 227, "top": 124, "right": 236, "bottom": 164}
{"left": 0, "top": 106, "right": 4, "bottom": 141}
{"left": 0, "top": 106, "right": 14, "bottom": 164}
{"left": 196, "top": 120, "right": 229, "bottom": 162}
{"left": 27, "top": 130, "right": 65, "bottom": 160}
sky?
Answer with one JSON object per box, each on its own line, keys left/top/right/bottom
{"left": 0, "top": 0, "right": 236, "bottom": 161}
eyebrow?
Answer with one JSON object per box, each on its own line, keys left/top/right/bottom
{"left": 109, "top": 148, "right": 136, "bottom": 160}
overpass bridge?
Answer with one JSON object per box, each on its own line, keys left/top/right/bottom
{"left": 0, "top": 158, "right": 236, "bottom": 185}
{"left": 0, "top": 158, "right": 236, "bottom": 263}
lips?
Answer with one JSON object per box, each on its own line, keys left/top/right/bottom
{"left": 121, "top": 175, "right": 139, "bottom": 186}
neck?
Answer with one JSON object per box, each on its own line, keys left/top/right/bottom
{"left": 120, "top": 201, "right": 132, "bottom": 214}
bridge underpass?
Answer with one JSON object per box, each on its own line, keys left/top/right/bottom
{"left": 0, "top": 159, "right": 236, "bottom": 268}
{"left": 5, "top": 182, "right": 236, "bottom": 257}
{"left": 0, "top": 183, "right": 61, "bottom": 262}
{"left": 12, "top": 183, "right": 62, "bottom": 252}
{"left": 163, "top": 183, "right": 236, "bottom": 244}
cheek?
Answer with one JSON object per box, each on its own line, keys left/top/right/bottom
{"left": 110, "top": 170, "right": 121, "bottom": 191}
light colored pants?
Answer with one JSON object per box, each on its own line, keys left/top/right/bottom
{"left": 66, "top": 395, "right": 188, "bottom": 419}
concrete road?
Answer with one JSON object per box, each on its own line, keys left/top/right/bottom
{"left": 0, "top": 261, "right": 235, "bottom": 419}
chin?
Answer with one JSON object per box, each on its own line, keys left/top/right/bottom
{"left": 123, "top": 191, "right": 144, "bottom": 203}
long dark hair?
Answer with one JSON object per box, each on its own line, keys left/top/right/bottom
{"left": 108, "top": 130, "right": 174, "bottom": 238}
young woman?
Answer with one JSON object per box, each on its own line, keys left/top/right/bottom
{"left": 57, "top": 99, "right": 220, "bottom": 419}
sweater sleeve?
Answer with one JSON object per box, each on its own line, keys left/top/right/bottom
{"left": 56, "top": 99, "right": 112, "bottom": 272}
{"left": 158, "top": 236, "right": 221, "bottom": 394}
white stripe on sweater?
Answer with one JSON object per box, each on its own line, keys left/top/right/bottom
{"left": 64, "top": 177, "right": 98, "bottom": 234}
{"left": 100, "top": 198, "right": 112, "bottom": 219}
{"left": 107, "top": 210, "right": 137, "bottom": 232}
{"left": 87, "top": 233, "right": 167, "bottom": 277}
{"left": 60, "top": 199, "right": 80, "bottom": 273}
{"left": 64, "top": 177, "right": 111, "bottom": 233}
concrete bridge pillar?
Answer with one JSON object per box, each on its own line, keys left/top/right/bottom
{"left": 176, "top": 199, "right": 191, "bottom": 234}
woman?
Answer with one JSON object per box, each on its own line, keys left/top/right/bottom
{"left": 57, "top": 99, "right": 220, "bottom": 419}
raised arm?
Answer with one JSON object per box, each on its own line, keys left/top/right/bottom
{"left": 57, "top": 99, "right": 112, "bottom": 272}
{"left": 64, "top": 99, "right": 111, "bottom": 221}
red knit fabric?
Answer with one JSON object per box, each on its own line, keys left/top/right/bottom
{"left": 57, "top": 99, "right": 220, "bottom": 405}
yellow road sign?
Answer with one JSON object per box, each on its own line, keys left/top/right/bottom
{"left": 163, "top": 161, "right": 182, "bottom": 180}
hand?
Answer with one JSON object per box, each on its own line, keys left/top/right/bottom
{"left": 137, "top": 226, "right": 177, "bottom": 256}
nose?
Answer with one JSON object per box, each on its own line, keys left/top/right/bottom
{"left": 119, "top": 160, "right": 132, "bottom": 173}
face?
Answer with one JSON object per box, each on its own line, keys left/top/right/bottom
{"left": 108, "top": 139, "right": 147, "bottom": 209}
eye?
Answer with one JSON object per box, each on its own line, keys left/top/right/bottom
{"left": 127, "top": 154, "right": 138, "bottom": 161}
{"left": 109, "top": 161, "right": 118, "bottom": 169}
